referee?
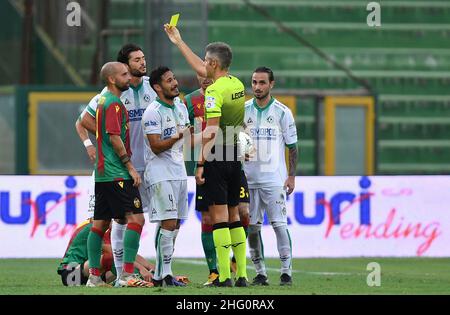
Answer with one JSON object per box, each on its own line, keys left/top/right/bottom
{"left": 164, "top": 25, "right": 248, "bottom": 287}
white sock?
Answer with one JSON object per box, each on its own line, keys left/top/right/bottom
{"left": 155, "top": 228, "right": 175, "bottom": 280}
{"left": 173, "top": 229, "right": 179, "bottom": 253}
{"left": 111, "top": 221, "right": 126, "bottom": 278}
{"left": 248, "top": 224, "right": 267, "bottom": 277}
{"left": 273, "top": 224, "right": 292, "bottom": 276}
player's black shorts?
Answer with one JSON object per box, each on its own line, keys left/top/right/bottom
{"left": 95, "top": 180, "right": 143, "bottom": 220}
{"left": 59, "top": 262, "right": 88, "bottom": 286}
{"left": 196, "top": 170, "right": 249, "bottom": 211}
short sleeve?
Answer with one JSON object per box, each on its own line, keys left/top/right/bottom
{"left": 86, "top": 94, "right": 100, "bottom": 117}
{"left": 282, "top": 108, "right": 298, "bottom": 148}
{"left": 205, "top": 88, "right": 223, "bottom": 119}
{"left": 142, "top": 107, "right": 162, "bottom": 135}
{"left": 104, "top": 103, "right": 122, "bottom": 135}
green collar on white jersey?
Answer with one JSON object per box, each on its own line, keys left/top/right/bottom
{"left": 253, "top": 96, "right": 275, "bottom": 112}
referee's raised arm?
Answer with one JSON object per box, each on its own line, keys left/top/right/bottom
{"left": 164, "top": 24, "right": 207, "bottom": 78}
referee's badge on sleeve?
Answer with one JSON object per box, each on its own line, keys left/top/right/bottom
{"left": 206, "top": 96, "right": 215, "bottom": 109}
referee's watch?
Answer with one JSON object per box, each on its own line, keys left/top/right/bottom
{"left": 196, "top": 163, "right": 204, "bottom": 168}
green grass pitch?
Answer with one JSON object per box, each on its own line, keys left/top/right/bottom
{"left": 0, "top": 258, "right": 449, "bottom": 295}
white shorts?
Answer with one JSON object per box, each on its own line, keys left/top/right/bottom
{"left": 249, "top": 187, "right": 287, "bottom": 225}
{"left": 87, "top": 170, "right": 150, "bottom": 213}
{"left": 147, "top": 180, "right": 188, "bottom": 223}
{"left": 137, "top": 170, "right": 150, "bottom": 213}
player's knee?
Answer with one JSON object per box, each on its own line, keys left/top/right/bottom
{"left": 161, "top": 219, "right": 177, "bottom": 231}
{"left": 126, "top": 213, "right": 145, "bottom": 226}
{"left": 201, "top": 212, "right": 212, "bottom": 225}
{"left": 248, "top": 223, "right": 262, "bottom": 234}
{"left": 238, "top": 202, "right": 249, "bottom": 217}
{"left": 271, "top": 221, "right": 287, "bottom": 229}
{"left": 114, "top": 218, "right": 127, "bottom": 225}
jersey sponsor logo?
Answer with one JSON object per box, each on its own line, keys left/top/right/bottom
{"left": 250, "top": 127, "right": 277, "bottom": 138}
{"left": 128, "top": 108, "right": 145, "bottom": 122}
{"left": 163, "top": 127, "right": 176, "bottom": 137}
{"left": 205, "top": 96, "right": 215, "bottom": 109}
{"left": 144, "top": 120, "right": 158, "bottom": 127}
{"left": 231, "top": 91, "right": 245, "bottom": 100}
{"left": 144, "top": 94, "right": 151, "bottom": 102}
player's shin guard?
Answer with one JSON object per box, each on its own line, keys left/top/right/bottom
{"left": 213, "top": 223, "right": 232, "bottom": 282}
{"left": 111, "top": 221, "right": 126, "bottom": 278}
{"left": 122, "top": 223, "right": 143, "bottom": 274}
{"left": 201, "top": 223, "right": 218, "bottom": 273}
{"left": 273, "top": 222, "right": 292, "bottom": 276}
{"left": 229, "top": 221, "right": 248, "bottom": 279}
{"left": 248, "top": 224, "right": 267, "bottom": 277}
{"left": 155, "top": 228, "right": 175, "bottom": 280}
{"left": 87, "top": 226, "right": 105, "bottom": 276}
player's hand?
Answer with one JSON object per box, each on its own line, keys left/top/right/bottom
{"left": 86, "top": 145, "right": 96, "bottom": 163}
{"left": 195, "top": 166, "right": 205, "bottom": 185}
{"left": 164, "top": 24, "right": 182, "bottom": 45}
{"left": 128, "top": 166, "right": 142, "bottom": 187}
{"left": 140, "top": 269, "right": 153, "bottom": 282}
{"left": 244, "top": 146, "right": 256, "bottom": 161}
{"left": 284, "top": 176, "right": 295, "bottom": 195}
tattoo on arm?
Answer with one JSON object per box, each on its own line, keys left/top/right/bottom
{"left": 288, "top": 146, "right": 298, "bottom": 176}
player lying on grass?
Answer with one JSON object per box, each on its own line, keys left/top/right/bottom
{"left": 57, "top": 218, "right": 189, "bottom": 287}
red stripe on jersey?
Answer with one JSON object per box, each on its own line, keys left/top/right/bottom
{"left": 191, "top": 94, "right": 206, "bottom": 130}
{"left": 96, "top": 104, "right": 105, "bottom": 175}
{"left": 123, "top": 105, "right": 132, "bottom": 156}
{"left": 105, "top": 102, "right": 122, "bottom": 135}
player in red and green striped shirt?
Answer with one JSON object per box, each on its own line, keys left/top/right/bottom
{"left": 86, "top": 62, "right": 151, "bottom": 288}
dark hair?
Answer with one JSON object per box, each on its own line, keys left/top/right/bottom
{"left": 149, "top": 66, "right": 171, "bottom": 89}
{"left": 117, "top": 43, "right": 143, "bottom": 65}
{"left": 205, "top": 42, "right": 232, "bottom": 70}
{"left": 254, "top": 66, "right": 274, "bottom": 82}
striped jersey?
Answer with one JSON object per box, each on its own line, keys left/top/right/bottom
{"left": 86, "top": 77, "right": 157, "bottom": 171}
{"left": 95, "top": 91, "right": 131, "bottom": 182}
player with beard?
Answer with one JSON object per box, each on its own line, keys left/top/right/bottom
{"left": 141, "top": 66, "right": 190, "bottom": 287}
{"left": 244, "top": 67, "right": 297, "bottom": 286}
{"left": 86, "top": 62, "right": 151, "bottom": 288}
{"left": 78, "top": 44, "right": 157, "bottom": 282}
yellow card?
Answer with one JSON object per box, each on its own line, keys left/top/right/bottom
{"left": 169, "top": 13, "right": 180, "bottom": 27}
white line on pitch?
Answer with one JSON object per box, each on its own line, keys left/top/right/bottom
{"left": 176, "top": 259, "right": 359, "bottom": 276}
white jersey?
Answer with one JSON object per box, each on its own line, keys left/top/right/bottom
{"left": 243, "top": 97, "right": 298, "bottom": 188}
{"left": 85, "top": 76, "right": 157, "bottom": 171}
{"left": 141, "top": 97, "right": 190, "bottom": 185}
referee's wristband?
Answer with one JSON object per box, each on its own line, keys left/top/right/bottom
{"left": 83, "top": 139, "right": 93, "bottom": 147}
{"left": 120, "top": 154, "right": 131, "bottom": 165}
{"left": 196, "top": 163, "right": 204, "bottom": 168}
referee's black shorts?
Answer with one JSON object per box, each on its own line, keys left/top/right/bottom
{"left": 95, "top": 179, "right": 143, "bottom": 220}
{"left": 201, "top": 145, "right": 245, "bottom": 208}
{"left": 196, "top": 170, "right": 249, "bottom": 211}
